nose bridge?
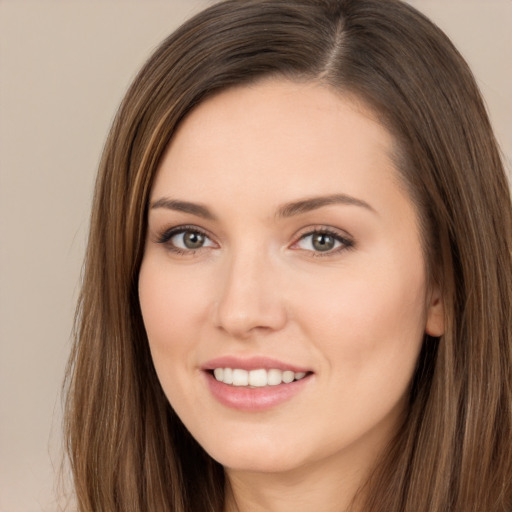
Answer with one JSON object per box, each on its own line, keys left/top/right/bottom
{"left": 213, "top": 242, "right": 287, "bottom": 338}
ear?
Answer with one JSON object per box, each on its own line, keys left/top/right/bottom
{"left": 425, "top": 285, "right": 445, "bottom": 337}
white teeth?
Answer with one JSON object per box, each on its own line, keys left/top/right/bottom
{"left": 212, "top": 368, "right": 308, "bottom": 387}
{"left": 232, "top": 369, "right": 249, "bottom": 386}
{"left": 267, "top": 368, "right": 282, "bottom": 386}
{"left": 223, "top": 367, "right": 233, "bottom": 384}
{"left": 282, "top": 370, "right": 294, "bottom": 383}
{"left": 249, "top": 369, "right": 267, "bottom": 387}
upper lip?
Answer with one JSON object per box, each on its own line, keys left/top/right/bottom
{"left": 201, "top": 356, "right": 311, "bottom": 373}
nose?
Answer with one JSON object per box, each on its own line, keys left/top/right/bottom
{"left": 212, "top": 249, "right": 288, "bottom": 339}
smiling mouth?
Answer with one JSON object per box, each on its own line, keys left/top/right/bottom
{"left": 210, "top": 368, "right": 311, "bottom": 387}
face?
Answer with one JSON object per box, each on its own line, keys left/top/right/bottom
{"left": 138, "top": 79, "right": 444, "bottom": 478}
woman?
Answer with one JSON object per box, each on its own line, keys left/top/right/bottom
{"left": 64, "top": 0, "right": 512, "bottom": 511}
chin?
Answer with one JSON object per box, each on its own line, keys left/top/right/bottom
{"left": 203, "top": 436, "right": 306, "bottom": 474}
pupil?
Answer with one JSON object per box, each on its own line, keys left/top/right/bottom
{"left": 184, "top": 231, "right": 204, "bottom": 249}
{"left": 313, "top": 233, "right": 334, "bottom": 251}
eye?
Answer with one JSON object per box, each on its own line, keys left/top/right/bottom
{"left": 292, "top": 228, "right": 353, "bottom": 255}
{"left": 157, "top": 226, "right": 216, "bottom": 253}
{"left": 172, "top": 230, "right": 212, "bottom": 250}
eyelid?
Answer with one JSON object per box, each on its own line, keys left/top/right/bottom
{"left": 154, "top": 224, "right": 218, "bottom": 253}
{"left": 152, "top": 223, "right": 353, "bottom": 257}
{"left": 289, "top": 225, "right": 354, "bottom": 255}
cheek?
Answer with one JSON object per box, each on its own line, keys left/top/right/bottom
{"left": 292, "top": 254, "right": 428, "bottom": 379}
{"left": 298, "top": 262, "right": 427, "bottom": 432}
{"left": 138, "top": 258, "right": 213, "bottom": 377}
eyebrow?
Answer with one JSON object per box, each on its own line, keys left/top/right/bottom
{"left": 150, "top": 193, "right": 375, "bottom": 220}
{"left": 150, "top": 198, "right": 217, "bottom": 220}
{"left": 276, "top": 194, "right": 376, "bottom": 218}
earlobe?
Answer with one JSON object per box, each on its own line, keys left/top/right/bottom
{"left": 425, "top": 288, "right": 445, "bottom": 337}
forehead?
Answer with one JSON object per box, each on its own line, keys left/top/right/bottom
{"left": 152, "top": 79, "right": 400, "bottom": 214}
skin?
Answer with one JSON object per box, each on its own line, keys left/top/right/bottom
{"left": 138, "top": 79, "right": 444, "bottom": 512}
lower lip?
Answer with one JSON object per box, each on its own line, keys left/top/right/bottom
{"left": 204, "top": 372, "right": 312, "bottom": 411}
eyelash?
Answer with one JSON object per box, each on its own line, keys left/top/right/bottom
{"left": 293, "top": 227, "right": 355, "bottom": 257}
{"left": 155, "top": 225, "right": 354, "bottom": 257}
{"left": 156, "top": 225, "right": 214, "bottom": 256}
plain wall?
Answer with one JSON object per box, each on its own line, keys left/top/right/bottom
{"left": 0, "top": 1, "right": 510, "bottom": 511}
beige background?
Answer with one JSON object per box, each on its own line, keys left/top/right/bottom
{"left": 0, "top": 1, "right": 510, "bottom": 511}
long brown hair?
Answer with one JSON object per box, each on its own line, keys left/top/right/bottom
{"left": 64, "top": 1, "right": 512, "bottom": 510}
